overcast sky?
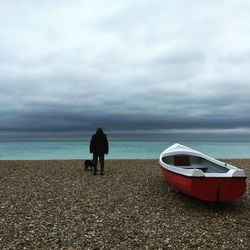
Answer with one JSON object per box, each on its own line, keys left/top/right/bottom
{"left": 1, "top": 0, "right": 250, "bottom": 140}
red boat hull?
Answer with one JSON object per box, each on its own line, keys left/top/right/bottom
{"left": 161, "top": 168, "right": 247, "bottom": 202}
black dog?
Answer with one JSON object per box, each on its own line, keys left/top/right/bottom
{"left": 84, "top": 160, "right": 94, "bottom": 171}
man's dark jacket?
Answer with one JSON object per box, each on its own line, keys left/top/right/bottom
{"left": 90, "top": 130, "right": 109, "bottom": 155}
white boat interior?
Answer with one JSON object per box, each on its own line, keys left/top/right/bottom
{"left": 162, "top": 155, "right": 229, "bottom": 173}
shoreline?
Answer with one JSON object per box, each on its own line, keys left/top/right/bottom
{"left": 0, "top": 159, "right": 249, "bottom": 249}
{"left": 1, "top": 158, "right": 250, "bottom": 160}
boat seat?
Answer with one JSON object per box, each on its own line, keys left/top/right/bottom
{"left": 191, "top": 163, "right": 208, "bottom": 170}
{"left": 177, "top": 165, "right": 208, "bottom": 172}
{"left": 176, "top": 166, "right": 193, "bottom": 169}
{"left": 178, "top": 166, "right": 206, "bottom": 169}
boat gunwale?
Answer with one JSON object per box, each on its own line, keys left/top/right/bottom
{"left": 159, "top": 165, "right": 247, "bottom": 179}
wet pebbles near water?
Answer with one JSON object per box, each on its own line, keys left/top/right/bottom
{"left": 0, "top": 159, "right": 249, "bottom": 249}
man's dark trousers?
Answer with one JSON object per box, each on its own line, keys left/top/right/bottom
{"left": 93, "top": 153, "right": 105, "bottom": 175}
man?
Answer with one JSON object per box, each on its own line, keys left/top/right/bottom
{"left": 89, "top": 127, "right": 109, "bottom": 175}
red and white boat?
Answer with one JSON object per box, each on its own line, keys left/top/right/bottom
{"left": 159, "top": 143, "right": 247, "bottom": 202}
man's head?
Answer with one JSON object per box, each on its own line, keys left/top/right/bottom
{"left": 96, "top": 127, "right": 103, "bottom": 133}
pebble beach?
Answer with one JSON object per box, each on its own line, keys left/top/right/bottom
{"left": 0, "top": 159, "right": 249, "bottom": 249}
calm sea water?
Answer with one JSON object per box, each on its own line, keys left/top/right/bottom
{"left": 0, "top": 141, "right": 249, "bottom": 160}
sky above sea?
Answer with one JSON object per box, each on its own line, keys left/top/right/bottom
{"left": 1, "top": 1, "right": 250, "bottom": 141}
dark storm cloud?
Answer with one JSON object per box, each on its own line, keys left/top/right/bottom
{"left": 1, "top": 0, "right": 250, "bottom": 139}
{"left": 1, "top": 108, "right": 250, "bottom": 133}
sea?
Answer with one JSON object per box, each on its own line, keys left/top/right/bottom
{"left": 0, "top": 141, "right": 249, "bottom": 160}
